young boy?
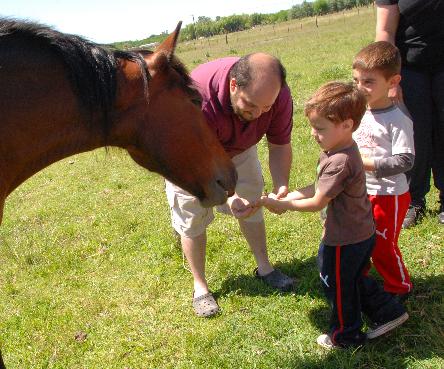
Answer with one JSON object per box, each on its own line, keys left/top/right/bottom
{"left": 256, "top": 81, "right": 408, "bottom": 348}
{"left": 352, "top": 41, "right": 414, "bottom": 302}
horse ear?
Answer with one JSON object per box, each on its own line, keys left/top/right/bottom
{"left": 154, "top": 21, "right": 182, "bottom": 61}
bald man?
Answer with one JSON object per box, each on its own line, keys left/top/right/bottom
{"left": 165, "top": 53, "right": 295, "bottom": 317}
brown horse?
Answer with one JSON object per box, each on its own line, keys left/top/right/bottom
{"left": 0, "top": 19, "right": 236, "bottom": 367}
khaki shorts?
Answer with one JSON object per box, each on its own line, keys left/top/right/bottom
{"left": 165, "top": 145, "right": 264, "bottom": 237}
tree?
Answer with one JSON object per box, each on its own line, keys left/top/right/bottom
{"left": 250, "top": 13, "right": 265, "bottom": 26}
{"left": 197, "top": 16, "right": 212, "bottom": 24}
{"left": 300, "top": 1, "right": 314, "bottom": 17}
{"left": 313, "top": 0, "right": 329, "bottom": 15}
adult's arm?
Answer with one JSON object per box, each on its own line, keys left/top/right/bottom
{"left": 268, "top": 142, "right": 292, "bottom": 199}
{"left": 375, "top": 2, "right": 403, "bottom": 102}
{"left": 375, "top": 3, "right": 400, "bottom": 44}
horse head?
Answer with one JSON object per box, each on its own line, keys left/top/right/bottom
{"left": 113, "top": 23, "right": 237, "bottom": 207}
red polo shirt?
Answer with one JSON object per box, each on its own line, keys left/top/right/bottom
{"left": 191, "top": 57, "right": 293, "bottom": 157}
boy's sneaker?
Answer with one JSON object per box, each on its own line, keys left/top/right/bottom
{"left": 402, "top": 205, "right": 425, "bottom": 229}
{"left": 316, "top": 332, "right": 366, "bottom": 349}
{"left": 316, "top": 334, "right": 338, "bottom": 349}
{"left": 367, "top": 312, "right": 409, "bottom": 339}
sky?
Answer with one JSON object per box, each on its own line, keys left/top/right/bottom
{"left": 1, "top": 0, "right": 302, "bottom": 44}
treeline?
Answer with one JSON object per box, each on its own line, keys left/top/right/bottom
{"left": 112, "top": 32, "right": 168, "bottom": 50}
{"left": 111, "top": 0, "right": 374, "bottom": 49}
{"left": 179, "top": 0, "right": 374, "bottom": 40}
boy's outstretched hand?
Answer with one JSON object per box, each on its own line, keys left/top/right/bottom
{"left": 255, "top": 194, "right": 288, "bottom": 215}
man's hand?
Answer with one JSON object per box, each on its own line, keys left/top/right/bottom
{"left": 227, "top": 195, "right": 256, "bottom": 219}
{"left": 273, "top": 185, "right": 289, "bottom": 199}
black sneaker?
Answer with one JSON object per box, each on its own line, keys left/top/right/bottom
{"left": 402, "top": 205, "right": 425, "bottom": 229}
{"left": 367, "top": 312, "right": 409, "bottom": 339}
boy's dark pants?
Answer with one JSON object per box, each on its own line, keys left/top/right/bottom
{"left": 317, "top": 234, "right": 405, "bottom": 347}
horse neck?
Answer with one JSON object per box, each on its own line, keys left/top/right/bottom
{"left": 0, "top": 114, "right": 106, "bottom": 197}
{"left": 0, "top": 54, "right": 147, "bottom": 198}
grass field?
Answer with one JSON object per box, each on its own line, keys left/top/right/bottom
{"left": 0, "top": 6, "right": 443, "bottom": 368}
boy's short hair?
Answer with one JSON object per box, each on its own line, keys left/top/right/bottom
{"left": 352, "top": 41, "right": 401, "bottom": 79}
{"left": 304, "top": 81, "right": 367, "bottom": 131}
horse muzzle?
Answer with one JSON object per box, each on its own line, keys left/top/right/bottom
{"left": 200, "top": 166, "right": 237, "bottom": 207}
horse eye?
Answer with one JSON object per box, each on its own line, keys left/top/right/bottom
{"left": 191, "top": 97, "right": 202, "bottom": 107}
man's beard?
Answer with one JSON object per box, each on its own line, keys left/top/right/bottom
{"left": 234, "top": 107, "right": 252, "bottom": 122}
{"left": 231, "top": 96, "right": 254, "bottom": 122}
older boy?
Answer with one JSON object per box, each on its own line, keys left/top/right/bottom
{"left": 256, "top": 82, "right": 408, "bottom": 348}
{"left": 352, "top": 41, "right": 414, "bottom": 302}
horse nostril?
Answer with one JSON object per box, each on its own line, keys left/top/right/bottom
{"left": 214, "top": 165, "right": 237, "bottom": 197}
{"left": 216, "top": 178, "right": 235, "bottom": 197}
{"left": 216, "top": 179, "right": 225, "bottom": 190}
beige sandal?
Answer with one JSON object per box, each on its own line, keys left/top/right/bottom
{"left": 254, "top": 268, "right": 295, "bottom": 292}
{"left": 192, "top": 292, "right": 220, "bottom": 317}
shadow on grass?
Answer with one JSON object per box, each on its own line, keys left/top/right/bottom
{"left": 300, "top": 273, "right": 444, "bottom": 369}
{"left": 217, "top": 256, "right": 324, "bottom": 299}
{"left": 217, "top": 258, "right": 443, "bottom": 368}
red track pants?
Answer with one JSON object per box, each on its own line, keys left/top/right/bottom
{"left": 365, "top": 192, "right": 412, "bottom": 295}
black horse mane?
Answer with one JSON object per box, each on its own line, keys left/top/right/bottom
{"left": 0, "top": 18, "right": 150, "bottom": 135}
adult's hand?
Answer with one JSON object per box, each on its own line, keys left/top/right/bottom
{"left": 227, "top": 195, "right": 256, "bottom": 219}
{"left": 273, "top": 185, "right": 289, "bottom": 199}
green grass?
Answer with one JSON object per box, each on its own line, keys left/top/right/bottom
{"left": 1, "top": 7, "right": 443, "bottom": 368}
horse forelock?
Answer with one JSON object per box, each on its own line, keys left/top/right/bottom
{"left": 127, "top": 48, "right": 199, "bottom": 103}
{"left": 169, "top": 54, "right": 195, "bottom": 91}
{"left": 164, "top": 54, "right": 201, "bottom": 104}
